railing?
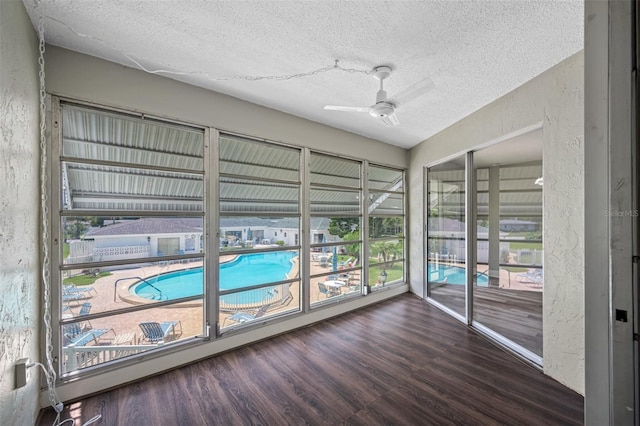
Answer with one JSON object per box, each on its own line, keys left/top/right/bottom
{"left": 114, "top": 276, "right": 164, "bottom": 302}
{"left": 63, "top": 344, "right": 154, "bottom": 372}
{"left": 220, "top": 282, "right": 291, "bottom": 313}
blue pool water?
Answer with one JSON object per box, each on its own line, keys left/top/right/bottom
{"left": 428, "top": 264, "right": 488, "bottom": 286}
{"left": 134, "top": 251, "right": 296, "bottom": 303}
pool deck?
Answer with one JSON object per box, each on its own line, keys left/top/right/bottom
{"left": 64, "top": 256, "right": 539, "bottom": 354}
{"left": 62, "top": 253, "right": 355, "bottom": 347}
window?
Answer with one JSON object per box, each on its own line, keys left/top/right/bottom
{"left": 474, "top": 160, "right": 543, "bottom": 357}
{"left": 309, "top": 153, "right": 362, "bottom": 305}
{"left": 368, "top": 165, "right": 405, "bottom": 289}
{"left": 426, "top": 158, "right": 467, "bottom": 317}
{"left": 51, "top": 100, "right": 407, "bottom": 378}
{"left": 218, "top": 134, "right": 301, "bottom": 329}
{"left": 425, "top": 131, "right": 544, "bottom": 364}
{"left": 56, "top": 103, "right": 206, "bottom": 375}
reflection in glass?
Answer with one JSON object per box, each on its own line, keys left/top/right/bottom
{"left": 473, "top": 140, "right": 543, "bottom": 358}
{"left": 426, "top": 158, "right": 466, "bottom": 316}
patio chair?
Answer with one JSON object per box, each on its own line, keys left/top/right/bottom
{"left": 318, "top": 282, "right": 341, "bottom": 298}
{"left": 223, "top": 304, "right": 270, "bottom": 327}
{"left": 139, "top": 321, "right": 182, "bottom": 344}
{"left": 347, "top": 281, "right": 361, "bottom": 293}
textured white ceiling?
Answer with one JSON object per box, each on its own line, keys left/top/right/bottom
{"left": 23, "top": 0, "right": 583, "bottom": 149}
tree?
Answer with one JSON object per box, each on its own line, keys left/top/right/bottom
{"left": 370, "top": 240, "right": 402, "bottom": 266}
{"left": 328, "top": 218, "right": 359, "bottom": 238}
{"left": 66, "top": 222, "right": 87, "bottom": 240}
{"left": 369, "top": 217, "right": 403, "bottom": 238}
{"left": 342, "top": 231, "right": 360, "bottom": 260}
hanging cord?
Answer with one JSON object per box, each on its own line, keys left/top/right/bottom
{"left": 37, "top": 19, "right": 102, "bottom": 426}
{"left": 42, "top": 15, "right": 372, "bottom": 81}
{"left": 38, "top": 17, "right": 61, "bottom": 415}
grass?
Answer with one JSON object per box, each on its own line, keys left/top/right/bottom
{"left": 63, "top": 271, "right": 111, "bottom": 286}
{"left": 503, "top": 266, "right": 529, "bottom": 273}
{"left": 509, "top": 241, "right": 543, "bottom": 250}
{"left": 368, "top": 262, "right": 403, "bottom": 285}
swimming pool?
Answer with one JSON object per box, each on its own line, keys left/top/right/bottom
{"left": 428, "top": 264, "right": 488, "bottom": 286}
{"left": 133, "top": 251, "right": 296, "bottom": 303}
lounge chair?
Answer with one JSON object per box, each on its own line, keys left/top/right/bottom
{"left": 63, "top": 323, "right": 111, "bottom": 347}
{"left": 139, "top": 321, "right": 182, "bottom": 344}
{"left": 63, "top": 322, "right": 84, "bottom": 339}
{"left": 529, "top": 274, "right": 544, "bottom": 287}
{"left": 62, "top": 291, "right": 92, "bottom": 302}
{"left": 67, "top": 302, "right": 94, "bottom": 328}
{"left": 224, "top": 304, "right": 270, "bottom": 327}
{"left": 516, "top": 269, "right": 543, "bottom": 283}
{"left": 78, "top": 302, "right": 91, "bottom": 316}
{"left": 63, "top": 284, "right": 97, "bottom": 296}
{"left": 338, "top": 257, "right": 353, "bottom": 268}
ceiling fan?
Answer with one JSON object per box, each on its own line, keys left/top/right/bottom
{"left": 324, "top": 65, "right": 434, "bottom": 127}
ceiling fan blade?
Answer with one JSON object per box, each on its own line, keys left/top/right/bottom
{"left": 381, "top": 113, "right": 400, "bottom": 127}
{"left": 324, "top": 105, "right": 371, "bottom": 112}
{"left": 387, "top": 77, "right": 435, "bottom": 107}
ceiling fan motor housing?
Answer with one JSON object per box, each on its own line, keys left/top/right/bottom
{"left": 370, "top": 102, "right": 395, "bottom": 118}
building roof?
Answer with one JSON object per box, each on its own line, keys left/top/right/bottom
{"left": 85, "top": 218, "right": 203, "bottom": 237}
{"left": 85, "top": 216, "right": 331, "bottom": 237}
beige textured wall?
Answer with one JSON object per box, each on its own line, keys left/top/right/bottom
{"left": 0, "top": 1, "right": 42, "bottom": 423}
{"left": 408, "top": 52, "right": 584, "bottom": 394}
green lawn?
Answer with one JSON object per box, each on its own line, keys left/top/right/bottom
{"left": 503, "top": 266, "right": 529, "bottom": 273}
{"left": 63, "top": 271, "right": 111, "bottom": 286}
{"left": 368, "top": 262, "right": 403, "bottom": 285}
{"left": 508, "top": 241, "right": 543, "bottom": 250}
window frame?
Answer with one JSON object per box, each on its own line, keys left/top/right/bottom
{"left": 48, "top": 97, "right": 408, "bottom": 380}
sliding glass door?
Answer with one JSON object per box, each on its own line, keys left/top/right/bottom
{"left": 473, "top": 135, "right": 543, "bottom": 360}
{"left": 425, "top": 129, "right": 543, "bottom": 365}
{"left": 426, "top": 156, "right": 467, "bottom": 317}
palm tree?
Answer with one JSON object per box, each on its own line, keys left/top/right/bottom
{"left": 342, "top": 231, "right": 360, "bottom": 260}
{"left": 370, "top": 240, "right": 401, "bottom": 265}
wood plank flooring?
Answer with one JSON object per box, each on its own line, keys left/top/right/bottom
{"left": 38, "top": 293, "right": 582, "bottom": 426}
{"left": 430, "top": 284, "right": 543, "bottom": 355}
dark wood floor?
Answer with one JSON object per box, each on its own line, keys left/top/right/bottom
{"left": 38, "top": 293, "right": 581, "bottom": 426}
{"left": 430, "top": 284, "right": 543, "bottom": 355}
